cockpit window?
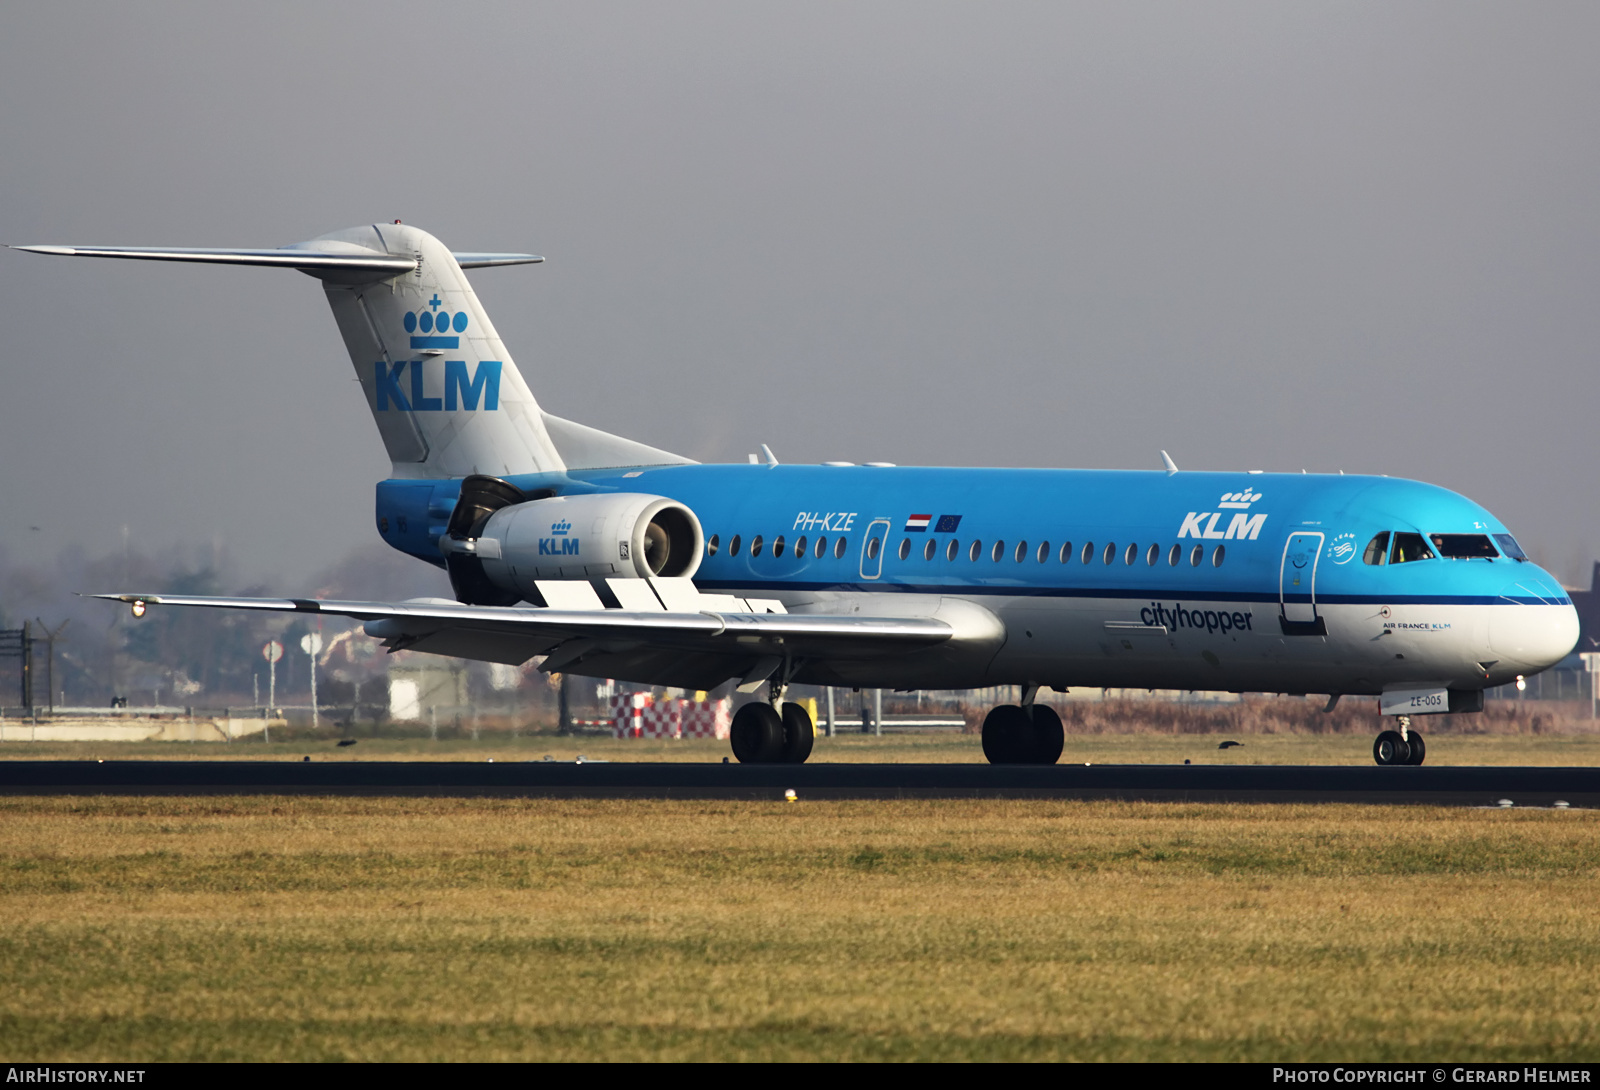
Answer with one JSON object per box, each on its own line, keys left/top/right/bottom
{"left": 1390, "top": 532, "right": 1435, "bottom": 564}
{"left": 1363, "top": 532, "right": 1390, "bottom": 566}
{"left": 1429, "top": 534, "right": 1498, "bottom": 559}
{"left": 1493, "top": 533, "right": 1529, "bottom": 562}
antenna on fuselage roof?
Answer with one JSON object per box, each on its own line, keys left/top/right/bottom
{"left": 1160, "top": 450, "right": 1179, "bottom": 475}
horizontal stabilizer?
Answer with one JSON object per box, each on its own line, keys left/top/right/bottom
{"left": 11, "top": 244, "right": 418, "bottom": 274}
{"left": 452, "top": 253, "right": 545, "bottom": 269}
{"left": 12, "top": 245, "right": 543, "bottom": 274}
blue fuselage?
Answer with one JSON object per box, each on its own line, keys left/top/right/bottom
{"left": 375, "top": 465, "right": 1578, "bottom": 695}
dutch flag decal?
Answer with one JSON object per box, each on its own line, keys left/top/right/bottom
{"left": 904, "top": 514, "right": 933, "bottom": 532}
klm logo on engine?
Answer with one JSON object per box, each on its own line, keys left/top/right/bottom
{"left": 1178, "top": 489, "right": 1268, "bottom": 541}
{"left": 540, "top": 519, "right": 579, "bottom": 556}
{"left": 373, "top": 360, "right": 502, "bottom": 412}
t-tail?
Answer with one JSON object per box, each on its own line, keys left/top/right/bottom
{"left": 13, "top": 224, "right": 691, "bottom": 478}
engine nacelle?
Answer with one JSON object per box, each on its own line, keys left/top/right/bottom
{"left": 472, "top": 492, "right": 704, "bottom": 594}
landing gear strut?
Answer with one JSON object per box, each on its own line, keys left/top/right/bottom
{"left": 980, "top": 702, "right": 1064, "bottom": 765}
{"left": 1374, "top": 715, "right": 1426, "bottom": 766}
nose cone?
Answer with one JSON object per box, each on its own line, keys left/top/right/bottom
{"left": 1491, "top": 577, "right": 1580, "bottom": 673}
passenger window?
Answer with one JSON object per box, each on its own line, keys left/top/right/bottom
{"left": 1081, "top": 542, "right": 1094, "bottom": 564}
{"left": 816, "top": 536, "right": 827, "bottom": 558}
{"left": 834, "top": 537, "right": 847, "bottom": 559}
{"left": 970, "top": 540, "right": 982, "bottom": 562}
{"left": 1103, "top": 543, "right": 1116, "bottom": 565}
{"left": 773, "top": 535, "right": 786, "bottom": 558}
{"left": 1059, "top": 542, "right": 1073, "bottom": 563}
{"left": 1014, "top": 541, "right": 1027, "bottom": 563}
{"left": 1363, "top": 532, "right": 1389, "bottom": 566}
{"left": 1037, "top": 542, "right": 1049, "bottom": 563}
{"left": 1147, "top": 544, "right": 1159, "bottom": 566}
{"left": 991, "top": 541, "right": 1005, "bottom": 562}
{"left": 1189, "top": 545, "right": 1203, "bottom": 567}
{"left": 1390, "top": 533, "right": 1435, "bottom": 564}
{"left": 1168, "top": 544, "right": 1181, "bottom": 566}
{"left": 707, "top": 534, "right": 719, "bottom": 557}
{"left": 1124, "top": 543, "right": 1137, "bottom": 565}
{"left": 795, "top": 535, "right": 807, "bottom": 557}
{"left": 1493, "top": 533, "right": 1529, "bottom": 561}
{"left": 924, "top": 539, "right": 937, "bottom": 561}
{"left": 947, "top": 539, "right": 959, "bottom": 561}
{"left": 898, "top": 538, "right": 910, "bottom": 561}
{"left": 1212, "top": 545, "right": 1225, "bottom": 567}
{"left": 751, "top": 535, "right": 764, "bottom": 558}
{"left": 730, "top": 535, "right": 742, "bottom": 557}
{"left": 1429, "top": 534, "right": 1498, "bottom": 559}
{"left": 865, "top": 537, "right": 879, "bottom": 560}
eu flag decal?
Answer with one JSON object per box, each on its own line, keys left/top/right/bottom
{"left": 904, "top": 514, "right": 932, "bottom": 532}
{"left": 933, "top": 514, "right": 962, "bottom": 533}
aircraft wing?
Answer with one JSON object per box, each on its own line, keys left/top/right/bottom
{"left": 87, "top": 586, "right": 958, "bottom": 689}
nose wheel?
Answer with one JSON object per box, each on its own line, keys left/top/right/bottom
{"left": 1374, "top": 716, "right": 1426, "bottom": 766}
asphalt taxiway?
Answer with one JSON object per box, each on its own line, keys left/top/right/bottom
{"left": 0, "top": 761, "right": 1595, "bottom": 805}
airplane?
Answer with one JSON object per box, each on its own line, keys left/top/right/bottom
{"left": 14, "top": 223, "right": 1580, "bottom": 766}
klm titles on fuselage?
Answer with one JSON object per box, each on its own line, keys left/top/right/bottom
{"left": 1177, "top": 491, "right": 1268, "bottom": 541}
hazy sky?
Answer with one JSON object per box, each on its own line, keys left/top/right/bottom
{"left": 3, "top": 2, "right": 1598, "bottom": 586}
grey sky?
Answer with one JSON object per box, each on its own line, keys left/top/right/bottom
{"left": 3, "top": 2, "right": 1598, "bottom": 586}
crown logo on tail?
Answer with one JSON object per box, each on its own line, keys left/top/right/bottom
{"left": 404, "top": 294, "right": 469, "bottom": 349}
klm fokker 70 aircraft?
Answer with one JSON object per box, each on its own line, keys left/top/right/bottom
{"left": 17, "top": 223, "right": 1579, "bottom": 766}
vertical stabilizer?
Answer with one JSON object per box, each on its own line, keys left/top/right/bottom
{"left": 312, "top": 224, "right": 566, "bottom": 478}
{"left": 15, "top": 223, "right": 694, "bottom": 477}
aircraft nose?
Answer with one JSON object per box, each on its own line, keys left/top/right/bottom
{"left": 1490, "top": 579, "right": 1579, "bottom": 673}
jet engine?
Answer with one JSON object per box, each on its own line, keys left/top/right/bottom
{"left": 439, "top": 475, "right": 703, "bottom": 605}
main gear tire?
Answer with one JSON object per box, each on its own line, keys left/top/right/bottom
{"left": 780, "top": 702, "right": 815, "bottom": 764}
{"left": 731, "top": 702, "right": 784, "bottom": 764}
{"left": 981, "top": 704, "right": 1034, "bottom": 764}
{"left": 1028, "top": 705, "right": 1065, "bottom": 765}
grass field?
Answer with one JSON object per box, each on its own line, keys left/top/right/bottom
{"left": 1, "top": 794, "right": 1597, "bottom": 1061}
{"left": 3, "top": 729, "right": 1599, "bottom": 766}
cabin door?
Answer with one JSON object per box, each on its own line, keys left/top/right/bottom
{"left": 859, "top": 519, "right": 891, "bottom": 580}
{"left": 1279, "top": 531, "right": 1325, "bottom": 633}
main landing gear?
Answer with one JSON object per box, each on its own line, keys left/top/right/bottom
{"left": 980, "top": 700, "right": 1064, "bottom": 765}
{"left": 1373, "top": 714, "right": 1426, "bottom": 766}
{"left": 730, "top": 690, "right": 815, "bottom": 765}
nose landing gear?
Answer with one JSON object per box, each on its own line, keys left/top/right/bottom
{"left": 1374, "top": 715, "right": 1426, "bottom": 766}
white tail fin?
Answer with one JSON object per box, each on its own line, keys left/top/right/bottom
{"left": 15, "top": 223, "right": 692, "bottom": 478}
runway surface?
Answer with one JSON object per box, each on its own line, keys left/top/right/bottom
{"left": 0, "top": 760, "right": 1595, "bottom": 805}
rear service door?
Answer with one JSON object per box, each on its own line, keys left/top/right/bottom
{"left": 1279, "top": 531, "right": 1326, "bottom": 635}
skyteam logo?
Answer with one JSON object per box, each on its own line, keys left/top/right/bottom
{"left": 1178, "top": 490, "right": 1267, "bottom": 541}
{"left": 541, "top": 519, "right": 579, "bottom": 556}
{"left": 404, "top": 294, "right": 469, "bottom": 349}
{"left": 373, "top": 359, "right": 502, "bottom": 412}
{"left": 1328, "top": 532, "right": 1359, "bottom": 565}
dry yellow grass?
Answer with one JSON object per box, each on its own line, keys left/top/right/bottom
{"left": 0, "top": 796, "right": 1596, "bottom": 1060}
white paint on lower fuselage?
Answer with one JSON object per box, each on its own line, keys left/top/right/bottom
{"left": 763, "top": 588, "right": 1577, "bottom": 695}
